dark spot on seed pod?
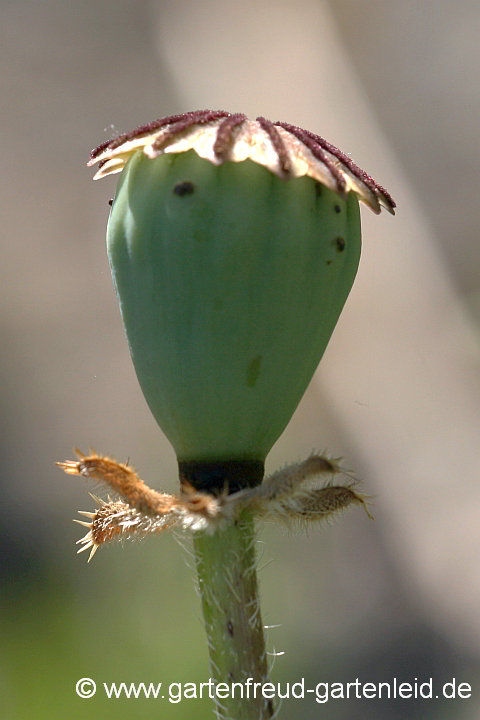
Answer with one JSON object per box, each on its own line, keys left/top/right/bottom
{"left": 334, "top": 236, "right": 345, "bottom": 252}
{"left": 108, "top": 199, "right": 113, "bottom": 206}
{"left": 246, "top": 355, "right": 262, "bottom": 387}
{"left": 334, "top": 204, "right": 342, "bottom": 213}
{"left": 315, "top": 182, "right": 323, "bottom": 197}
{"left": 173, "top": 181, "right": 195, "bottom": 196}
{"left": 267, "top": 699, "right": 275, "bottom": 716}
{"left": 227, "top": 621, "right": 234, "bottom": 637}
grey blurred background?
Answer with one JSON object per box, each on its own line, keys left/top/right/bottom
{"left": 1, "top": 1, "right": 479, "bottom": 718}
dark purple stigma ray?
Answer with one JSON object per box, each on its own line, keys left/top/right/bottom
{"left": 90, "top": 110, "right": 231, "bottom": 160}
{"left": 309, "top": 129, "right": 396, "bottom": 209}
{"left": 213, "top": 114, "right": 248, "bottom": 159}
{"left": 277, "top": 122, "right": 395, "bottom": 209}
{"left": 256, "top": 117, "right": 292, "bottom": 176}
{"left": 150, "top": 110, "right": 231, "bottom": 153}
{"left": 90, "top": 139, "right": 113, "bottom": 160}
{"left": 90, "top": 114, "right": 188, "bottom": 159}
{"left": 373, "top": 183, "right": 396, "bottom": 210}
{"left": 274, "top": 122, "right": 347, "bottom": 194}
{"left": 315, "top": 133, "right": 396, "bottom": 209}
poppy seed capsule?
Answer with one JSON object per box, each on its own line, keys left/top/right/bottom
{"left": 90, "top": 111, "right": 394, "bottom": 493}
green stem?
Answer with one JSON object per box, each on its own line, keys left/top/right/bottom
{"left": 193, "top": 510, "right": 274, "bottom": 719}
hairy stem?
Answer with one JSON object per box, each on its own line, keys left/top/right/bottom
{"left": 193, "top": 511, "right": 274, "bottom": 720}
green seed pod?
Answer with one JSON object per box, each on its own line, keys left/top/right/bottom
{"left": 89, "top": 111, "right": 394, "bottom": 492}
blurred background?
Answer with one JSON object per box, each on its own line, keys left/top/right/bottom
{"left": 1, "top": 0, "right": 479, "bottom": 718}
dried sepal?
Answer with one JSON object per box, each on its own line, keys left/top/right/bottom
{"left": 58, "top": 450, "right": 228, "bottom": 559}
{"left": 178, "top": 482, "right": 227, "bottom": 531}
{"left": 58, "top": 449, "right": 175, "bottom": 516}
{"left": 58, "top": 450, "right": 371, "bottom": 561}
{"left": 232, "top": 453, "right": 351, "bottom": 508}
{"left": 226, "top": 453, "right": 372, "bottom": 527}
{"left": 257, "top": 484, "right": 373, "bottom": 528}
{"left": 74, "top": 495, "right": 180, "bottom": 562}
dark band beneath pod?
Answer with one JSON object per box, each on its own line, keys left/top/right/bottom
{"left": 178, "top": 459, "right": 265, "bottom": 495}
